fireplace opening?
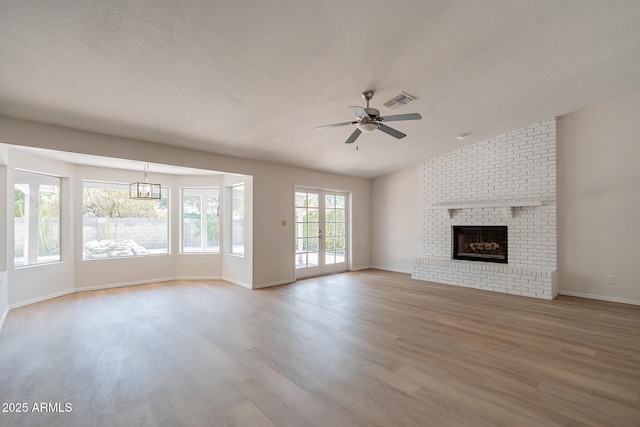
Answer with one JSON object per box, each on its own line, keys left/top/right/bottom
{"left": 453, "top": 226, "right": 507, "bottom": 264}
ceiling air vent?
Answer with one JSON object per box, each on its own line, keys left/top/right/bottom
{"left": 383, "top": 92, "right": 416, "bottom": 110}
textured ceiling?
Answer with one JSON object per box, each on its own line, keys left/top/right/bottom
{"left": 1, "top": 0, "right": 640, "bottom": 178}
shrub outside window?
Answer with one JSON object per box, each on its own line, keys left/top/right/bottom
{"left": 82, "top": 181, "right": 168, "bottom": 259}
{"left": 182, "top": 188, "right": 220, "bottom": 253}
{"left": 14, "top": 170, "right": 61, "bottom": 267}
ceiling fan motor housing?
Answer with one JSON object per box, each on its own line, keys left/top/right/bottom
{"left": 364, "top": 108, "right": 380, "bottom": 119}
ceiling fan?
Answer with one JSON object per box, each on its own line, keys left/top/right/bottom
{"left": 315, "top": 90, "right": 422, "bottom": 145}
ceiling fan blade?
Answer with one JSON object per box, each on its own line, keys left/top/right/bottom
{"left": 378, "top": 124, "right": 406, "bottom": 139}
{"left": 379, "top": 113, "right": 422, "bottom": 122}
{"left": 315, "top": 121, "right": 355, "bottom": 130}
{"left": 345, "top": 128, "right": 362, "bottom": 144}
{"left": 350, "top": 106, "right": 370, "bottom": 119}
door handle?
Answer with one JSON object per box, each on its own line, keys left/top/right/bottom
{"left": 319, "top": 230, "right": 322, "bottom": 239}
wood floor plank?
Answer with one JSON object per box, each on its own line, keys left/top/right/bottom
{"left": 223, "top": 400, "right": 275, "bottom": 427}
{"left": 1, "top": 270, "right": 639, "bottom": 426}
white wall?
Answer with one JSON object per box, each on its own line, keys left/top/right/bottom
{"left": 222, "top": 173, "right": 253, "bottom": 288}
{"left": 557, "top": 90, "right": 640, "bottom": 304}
{"left": 370, "top": 164, "right": 419, "bottom": 273}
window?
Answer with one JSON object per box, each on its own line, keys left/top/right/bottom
{"left": 231, "top": 184, "right": 244, "bottom": 255}
{"left": 14, "top": 170, "right": 61, "bottom": 267}
{"left": 181, "top": 188, "right": 220, "bottom": 253}
{"left": 82, "top": 181, "right": 169, "bottom": 259}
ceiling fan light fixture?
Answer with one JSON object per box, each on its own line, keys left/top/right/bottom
{"left": 357, "top": 122, "right": 379, "bottom": 133}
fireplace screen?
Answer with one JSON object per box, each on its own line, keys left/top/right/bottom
{"left": 453, "top": 226, "right": 507, "bottom": 263}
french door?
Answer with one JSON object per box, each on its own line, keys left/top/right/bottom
{"left": 295, "top": 189, "right": 349, "bottom": 278}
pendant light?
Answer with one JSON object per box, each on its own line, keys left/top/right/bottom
{"left": 130, "top": 164, "right": 161, "bottom": 200}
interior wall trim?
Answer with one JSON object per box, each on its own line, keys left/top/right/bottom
{"left": 74, "top": 277, "right": 179, "bottom": 294}
{"left": 222, "top": 276, "right": 252, "bottom": 289}
{"left": 9, "top": 289, "right": 75, "bottom": 310}
{"left": 173, "top": 275, "right": 224, "bottom": 281}
{"left": 6, "top": 276, "right": 230, "bottom": 313}
{"left": 558, "top": 291, "right": 640, "bottom": 306}
{"left": 252, "top": 279, "right": 294, "bottom": 289}
{"left": 369, "top": 265, "right": 411, "bottom": 274}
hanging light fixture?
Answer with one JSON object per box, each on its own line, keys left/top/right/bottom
{"left": 130, "top": 164, "right": 161, "bottom": 200}
{"left": 357, "top": 121, "right": 379, "bottom": 133}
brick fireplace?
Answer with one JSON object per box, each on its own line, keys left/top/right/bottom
{"left": 412, "top": 119, "right": 558, "bottom": 299}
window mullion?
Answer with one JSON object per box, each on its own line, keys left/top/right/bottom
{"left": 200, "top": 195, "right": 207, "bottom": 251}
{"left": 27, "top": 184, "right": 40, "bottom": 264}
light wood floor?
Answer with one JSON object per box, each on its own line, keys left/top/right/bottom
{"left": 1, "top": 270, "right": 639, "bottom": 426}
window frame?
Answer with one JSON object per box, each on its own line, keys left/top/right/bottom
{"left": 81, "top": 180, "right": 170, "bottom": 260}
{"left": 230, "top": 184, "right": 245, "bottom": 256}
{"left": 13, "top": 169, "right": 62, "bottom": 268}
{"left": 180, "top": 187, "right": 220, "bottom": 254}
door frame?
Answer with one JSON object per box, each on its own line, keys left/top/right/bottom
{"left": 293, "top": 186, "right": 351, "bottom": 279}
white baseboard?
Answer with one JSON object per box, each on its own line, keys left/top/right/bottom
{"left": 75, "top": 277, "right": 178, "bottom": 293}
{"left": 9, "top": 276, "right": 238, "bottom": 311}
{"left": 10, "top": 288, "right": 75, "bottom": 310}
{"left": 11, "top": 279, "right": 175, "bottom": 309}
{"left": 222, "top": 276, "right": 252, "bottom": 289}
{"left": 174, "top": 275, "right": 223, "bottom": 281}
{"left": 558, "top": 291, "right": 640, "bottom": 306}
{"left": 252, "top": 278, "right": 295, "bottom": 289}
{"left": 350, "top": 265, "right": 371, "bottom": 272}
{"left": 72, "top": 276, "right": 226, "bottom": 293}
{"left": 369, "top": 265, "right": 412, "bottom": 274}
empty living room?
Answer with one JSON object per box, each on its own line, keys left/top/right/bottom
{"left": 1, "top": 1, "right": 639, "bottom": 426}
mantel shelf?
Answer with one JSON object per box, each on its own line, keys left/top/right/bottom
{"left": 426, "top": 200, "right": 544, "bottom": 218}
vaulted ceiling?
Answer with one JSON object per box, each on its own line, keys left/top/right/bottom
{"left": 1, "top": 1, "right": 639, "bottom": 178}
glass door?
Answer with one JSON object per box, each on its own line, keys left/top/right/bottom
{"left": 295, "top": 190, "right": 321, "bottom": 277}
{"left": 295, "top": 189, "right": 349, "bottom": 278}
{"left": 321, "top": 191, "right": 348, "bottom": 274}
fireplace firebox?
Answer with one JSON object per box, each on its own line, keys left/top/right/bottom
{"left": 453, "top": 226, "right": 507, "bottom": 264}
